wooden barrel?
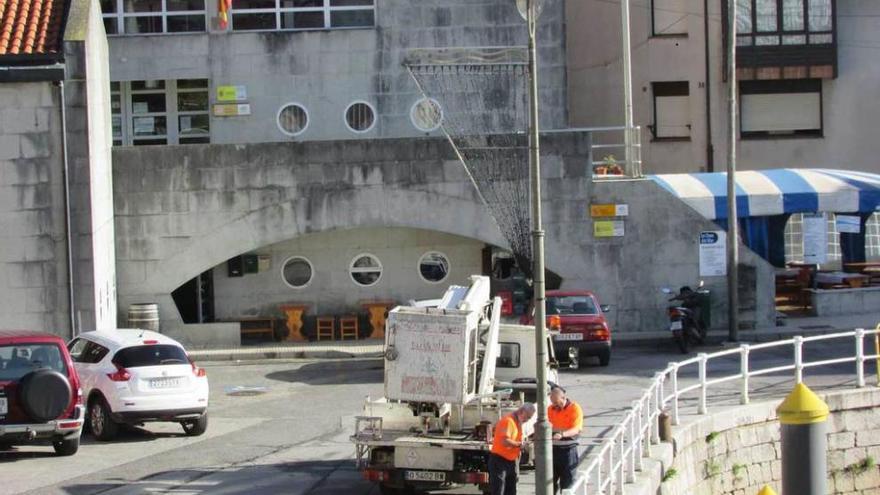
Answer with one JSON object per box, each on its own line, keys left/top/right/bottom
{"left": 128, "top": 303, "right": 160, "bottom": 332}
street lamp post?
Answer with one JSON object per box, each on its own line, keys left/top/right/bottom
{"left": 517, "top": 1, "right": 552, "bottom": 495}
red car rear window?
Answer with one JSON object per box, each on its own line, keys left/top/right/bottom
{"left": 0, "top": 344, "right": 68, "bottom": 380}
{"left": 547, "top": 296, "right": 598, "bottom": 315}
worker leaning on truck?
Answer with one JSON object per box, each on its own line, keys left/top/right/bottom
{"left": 548, "top": 385, "right": 584, "bottom": 494}
{"left": 489, "top": 403, "right": 537, "bottom": 495}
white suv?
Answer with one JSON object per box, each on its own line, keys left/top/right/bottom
{"left": 68, "top": 329, "right": 209, "bottom": 441}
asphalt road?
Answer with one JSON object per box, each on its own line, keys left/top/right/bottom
{"left": 3, "top": 336, "right": 869, "bottom": 494}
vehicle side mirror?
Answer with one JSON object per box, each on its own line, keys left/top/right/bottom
{"left": 600, "top": 304, "right": 610, "bottom": 313}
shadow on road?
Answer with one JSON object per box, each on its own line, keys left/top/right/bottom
{"left": 60, "top": 459, "right": 379, "bottom": 495}
{"left": 266, "top": 359, "right": 384, "bottom": 385}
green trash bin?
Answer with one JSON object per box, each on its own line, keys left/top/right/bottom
{"left": 696, "top": 288, "right": 711, "bottom": 330}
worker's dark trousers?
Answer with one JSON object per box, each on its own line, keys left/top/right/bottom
{"left": 488, "top": 453, "right": 518, "bottom": 495}
{"left": 552, "top": 445, "right": 579, "bottom": 493}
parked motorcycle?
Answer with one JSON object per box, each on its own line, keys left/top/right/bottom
{"left": 661, "top": 284, "right": 708, "bottom": 353}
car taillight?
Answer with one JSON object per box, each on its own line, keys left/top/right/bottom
{"left": 589, "top": 325, "right": 610, "bottom": 340}
{"left": 547, "top": 315, "right": 562, "bottom": 331}
{"left": 107, "top": 364, "right": 131, "bottom": 382}
{"left": 668, "top": 308, "right": 680, "bottom": 318}
{"left": 464, "top": 472, "right": 489, "bottom": 484}
{"left": 363, "top": 469, "right": 389, "bottom": 482}
{"left": 143, "top": 340, "right": 159, "bottom": 344}
{"left": 189, "top": 357, "right": 206, "bottom": 378}
{"left": 76, "top": 386, "right": 83, "bottom": 405}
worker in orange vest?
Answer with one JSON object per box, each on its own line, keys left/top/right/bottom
{"left": 548, "top": 385, "right": 583, "bottom": 493}
{"left": 489, "top": 403, "right": 536, "bottom": 495}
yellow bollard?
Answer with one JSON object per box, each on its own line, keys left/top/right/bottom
{"left": 757, "top": 486, "right": 778, "bottom": 495}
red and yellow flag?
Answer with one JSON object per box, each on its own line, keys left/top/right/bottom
{"left": 219, "top": 0, "right": 232, "bottom": 29}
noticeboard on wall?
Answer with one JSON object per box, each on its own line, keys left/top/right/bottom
{"left": 699, "top": 230, "right": 727, "bottom": 277}
{"left": 216, "top": 85, "right": 248, "bottom": 102}
{"left": 590, "top": 203, "right": 629, "bottom": 218}
{"left": 803, "top": 213, "right": 828, "bottom": 264}
{"left": 594, "top": 220, "right": 625, "bottom": 237}
{"left": 213, "top": 103, "right": 251, "bottom": 117}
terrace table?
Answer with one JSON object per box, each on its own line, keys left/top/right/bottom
{"left": 815, "top": 272, "right": 871, "bottom": 289}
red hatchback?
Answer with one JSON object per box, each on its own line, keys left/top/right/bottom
{"left": 525, "top": 290, "right": 612, "bottom": 366}
{"left": 0, "top": 331, "right": 85, "bottom": 455}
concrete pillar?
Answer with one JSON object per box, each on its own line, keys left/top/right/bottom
{"left": 776, "top": 383, "right": 829, "bottom": 495}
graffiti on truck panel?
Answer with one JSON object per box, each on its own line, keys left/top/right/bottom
{"left": 401, "top": 374, "right": 456, "bottom": 397}
{"left": 410, "top": 339, "right": 452, "bottom": 353}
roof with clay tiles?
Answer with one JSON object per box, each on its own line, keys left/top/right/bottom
{"left": 0, "top": 0, "right": 67, "bottom": 61}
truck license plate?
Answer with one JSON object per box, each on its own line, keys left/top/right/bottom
{"left": 0, "top": 397, "right": 6, "bottom": 415}
{"left": 669, "top": 321, "right": 683, "bottom": 331}
{"left": 151, "top": 377, "right": 181, "bottom": 389}
{"left": 554, "top": 333, "right": 583, "bottom": 341}
{"left": 404, "top": 471, "right": 446, "bottom": 482}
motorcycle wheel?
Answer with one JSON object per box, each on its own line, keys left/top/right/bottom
{"left": 673, "top": 330, "right": 689, "bottom": 354}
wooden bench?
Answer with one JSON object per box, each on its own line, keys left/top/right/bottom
{"left": 220, "top": 317, "right": 275, "bottom": 341}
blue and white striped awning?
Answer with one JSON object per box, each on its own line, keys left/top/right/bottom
{"left": 650, "top": 169, "right": 880, "bottom": 220}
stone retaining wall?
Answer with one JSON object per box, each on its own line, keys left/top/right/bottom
{"left": 658, "top": 388, "right": 880, "bottom": 495}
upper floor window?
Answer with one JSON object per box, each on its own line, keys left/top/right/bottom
{"left": 740, "top": 79, "right": 822, "bottom": 138}
{"left": 651, "top": 0, "right": 688, "bottom": 36}
{"left": 101, "top": 0, "right": 207, "bottom": 35}
{"left": 736, "top": 0, "right": 832, "bottom": 46}
{"left": 112, "top": 79, "right": 210, "bottom": 146}
{"left": 651, "top": 81, "right": 691, "bottom": 140}
{"left": 231, "top": 0, "right": 375, "bottom": 32}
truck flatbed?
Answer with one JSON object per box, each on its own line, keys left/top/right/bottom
{"left": 351, "top": 430, "right": 490, "bottom": 451}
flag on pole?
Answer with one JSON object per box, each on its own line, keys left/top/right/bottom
{"left": 219, "top": 0, "right": 232, "bottom": 29}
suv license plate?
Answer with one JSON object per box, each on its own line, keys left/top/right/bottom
{"left": 669, "top": 321, "right": 683, "bottom": 331}
{"left": 405, "top": 471, "right": 446, "bottom": 482}
{"left": 554, "top": 333, "right": 583, "bottom": 341}
{"left": 0, "top": 397, "right": 6, "bottom": 415}
{"left": 151, "top": 378, "right": 181, "bottom": 389}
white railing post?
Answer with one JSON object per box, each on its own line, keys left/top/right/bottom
{"left": 618, "top": 428, "right": 626, "bottom": 494}
{"left": 642, "top": 395, "right": 652, "bottom": 456}
{"left": 740, "top": 344, "right": 750, "bottom": 405}
{"left": 652, "top": 374, "right": 662, "bottom": 444}
{"left": 794, "top": 335, "right": 804, "bottom": 383}
{"left": 698, "top": 353, "right": 708, "bottom": 414}
{"left": 856, "top": 328, "right": 866, "bottom": 388}
{"left": 631, "top": 400, "right": 642, "bottom": 473}
{"left": 669, "top": 362, "right": 680, "bottom": 425}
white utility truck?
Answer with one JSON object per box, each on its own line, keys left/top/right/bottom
{"left": 351, "top": 276, "right": 559, "bottom": 494}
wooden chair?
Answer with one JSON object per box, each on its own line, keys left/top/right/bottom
{"left": 339, "top": 315, "right": 359, "bottom": 340}
{"left": 316, "top": 316, "right": 335, "bottom": 341}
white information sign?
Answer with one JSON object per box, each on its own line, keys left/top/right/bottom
{"left": 699, "top": 230, "right": 727, "bottom": 277}
{"left": 836, "top": 215, "right": 861, "bottom": 234}
{"left": 803, "top": 213, "right": 828, "bottom": 264}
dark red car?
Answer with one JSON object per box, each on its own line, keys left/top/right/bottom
{"left": 0, "top": 330, "right": 85, "bottom": 455}
{"left": 524, "top": 290, "right": 612, "bottom": 366}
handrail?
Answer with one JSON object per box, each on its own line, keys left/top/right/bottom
{"left": 563, "top": 327, "right": 880, "bottom": 495}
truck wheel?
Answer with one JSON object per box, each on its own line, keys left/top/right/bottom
{"left": 598, "top": 350, "right": 611, "bottom": 367}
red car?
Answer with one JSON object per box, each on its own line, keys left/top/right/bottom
{"left": 524, "top": 290, "right": 612, "bottom": 366}
{"left": 0, "top": 330, "right": 85, "bottom": 455}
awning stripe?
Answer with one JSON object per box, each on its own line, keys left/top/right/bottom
{"left": 649, "top": 168, "right": 880, "bottom": 220}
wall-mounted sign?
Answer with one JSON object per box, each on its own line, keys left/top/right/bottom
{"left": 590, "top": 203, "right": 629, "bottom": 217}
{"left": 594, "top": 220, "right": 625, "bottom": 237}
{"left": 213, "top": 103, "right": 251, "bottom": 117}
{"left": 217, "top": 85, "right": 248, "bottom": 102}
{"left": 803, "top": 213, "right": 828, "bottom": 264}
{"left": 699, "top": 231, "right": 727, "bottom": 277}
{"left": 836, "top": 215, "right": 861, "bottom": 234}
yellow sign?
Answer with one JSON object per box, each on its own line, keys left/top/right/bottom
{"left": 590, "top": 204, "right": 629, "bottom": 217}
{"left": 216, "top": 85, "right": 247, "bottom": 102}
{"left": 212, "top": 103, "right": 251, "bottom": 117}
{"left": 594, "top": 220, "right": 625, "bottom": 237}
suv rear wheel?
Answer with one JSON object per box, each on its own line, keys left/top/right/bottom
{"left": 53, "top": 436, "right": 80, "bottom": 456}
{"left": 89, "top": 398, "right": 119, "bottom": 441}
{"left": 181, "top": 412, "right": 208, "bottom": 436}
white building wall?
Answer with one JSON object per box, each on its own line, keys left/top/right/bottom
{"left": 211, "top": 227, "right": 484, "bottom": 318}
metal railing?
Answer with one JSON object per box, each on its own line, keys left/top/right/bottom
{"left": 588, "top": 126, "right": 642, "bottom": 179}
{"left": 563, "top": 326, "right": 880, "bottom": 495}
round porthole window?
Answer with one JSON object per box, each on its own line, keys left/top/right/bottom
{"left": 410, "top": 98, "right": 443, "bottom": 132}
{"left": 350, "top": 253, "right": 382, "bottom": 287}
{"left": 344, "top": 101, "right": 376, "bottom": 133}
{"left": 277, "top": 103, "right": 309, "bottom": 137}
{"left": 281, "top": 256, "right": 313, "bottom": 288}
{"left": 419, "top": 251, "right": 449, "bottom": 283}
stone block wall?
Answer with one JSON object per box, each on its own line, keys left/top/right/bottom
{"left": 659, "top": 388, "right": 880, "bottom": 495}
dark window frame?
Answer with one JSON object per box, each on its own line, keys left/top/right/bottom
{"left": 739, "top": 78, "right": 824, "bottom": 139}
{"left": 650, "top": 81, "right": 691, "bottom": 142}
{"left": 496, "top": 342, "right": 521, "bottom": 369}
{"left": 651, "top": 0, "right": 689, "bottom": 37}
{"left": 734, "top": 0, "right": 835, "bottom": 46}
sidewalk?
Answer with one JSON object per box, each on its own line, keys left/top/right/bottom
{"left": 189, "top": 311, "right": 880, "bottom": 362}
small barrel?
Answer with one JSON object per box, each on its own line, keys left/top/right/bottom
{"left": 128, "top": 303, "right": 160, "bottom": 332}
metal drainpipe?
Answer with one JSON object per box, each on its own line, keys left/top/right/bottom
{"left": 703, "top": 0, "right": 714, "bottom": 172}
{"left": 57, "top": 80, "right": 77, "bottom": 337}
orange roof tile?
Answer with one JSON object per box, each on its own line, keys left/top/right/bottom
{"left": 0, "top": 0, "right": 66, "bottom": 59}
